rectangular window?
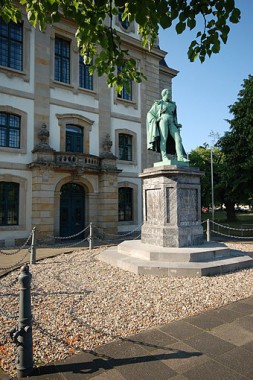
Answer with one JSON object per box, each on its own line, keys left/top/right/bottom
{"left": 119, "top": 133, "right": 132, "bottom": 161}
{"left": 118, "top": 187, "right": 133, "bottom": 221}
{"left": 79, "top": 54, "right": 93, "bottom": 90}
{"left": 55, "top": 37, "right": 70, "bottom": 83}
{"left": 66, "top": 125, "right": 83, "bottom": 153}
{"left": 0, "top": 18, "right": 23, "bottom": 71}
{"left": 0, "top": 182, "right": 19, "bottom": 225}
{"left": 0, "top": 112, "right": 20, "bottom": 148}
{"left": 117, "top": 66, "right": 132, "bottom": 101}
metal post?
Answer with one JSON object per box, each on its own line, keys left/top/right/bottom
{"left": 211, "top": 149, "right": 215, "bottom": 222}
{"left": 206, "top": 219, "right": 211, "bottom": 242}
{"left": 10, "top": 264, "right": 33, "bottom": 378}
{"left": 30, "top": 227, "right": 36, "bottom": 265}
{"left": 89, "top": 222, "right": 93, "bottom": 251}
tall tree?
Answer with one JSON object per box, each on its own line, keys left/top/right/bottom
{"left": 0, "top": 0, "right": 241, "bottom": 90}
{"left": 190, "top": 76, "right": 253, "bottom": 221}
{"left": 216, "top": 75, "right": 253, "bottom": 219}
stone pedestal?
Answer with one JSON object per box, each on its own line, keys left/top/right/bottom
{"left": 140, "top": 165, "right": 203, "bottom": 247}
{"left": 99, "top": 164, "right": 253, "bottom": 276}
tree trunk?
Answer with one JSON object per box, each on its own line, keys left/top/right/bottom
{"left": 224, "top": 201, "right": 236, "bottom": 221}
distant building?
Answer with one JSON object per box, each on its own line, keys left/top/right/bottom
{"left": 0, "top": 7, "right": 178, "bottom": 246}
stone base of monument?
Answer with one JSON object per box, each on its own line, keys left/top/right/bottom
{"left": 99, "top": 165, "right": 253, "bottom": 276}
{"left": 99, "top": 240, "right": 253, "bottom": 277}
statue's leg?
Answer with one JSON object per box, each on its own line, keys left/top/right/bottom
{"left": 159, "top": 115, "right": 169, "bottom": 160}
{"left": 169, "top": 124, "right": 187, "bottom": 161}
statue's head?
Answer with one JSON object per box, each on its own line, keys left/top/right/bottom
{"left": 161, "top": 88, "right": 172, "bottom": 100}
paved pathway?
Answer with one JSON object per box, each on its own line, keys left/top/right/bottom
{"left": 1, "top": 296, "right": 253, "bottom": 380}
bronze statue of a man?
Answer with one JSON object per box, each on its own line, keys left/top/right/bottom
{"left": 147, "top": 88, "right": 188, "bottom": 163}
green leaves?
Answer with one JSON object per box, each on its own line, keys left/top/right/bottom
{"left": 1, "top": 0, "right": 242, "bottom": 87}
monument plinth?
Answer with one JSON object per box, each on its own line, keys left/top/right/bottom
{"left": 140, "top": 165, "right": 203, "bottom": 247}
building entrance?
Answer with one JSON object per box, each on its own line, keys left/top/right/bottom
{"left": 60, "top": 183, "right": 85, "bottom": 238}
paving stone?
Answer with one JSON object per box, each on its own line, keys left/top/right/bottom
{"left": 54, "top": 351, "right": 112, "bottom": 379}
{"left": 116, "top": 357, "right": 176, "bottom": 380}
{"left": 224, "top": 300, "right": 253, "bottom": 315}
{"left": 215, "top": 347, "right": 253, "bottom": 376}
{"left": 184, "top": 359, "right": 248, "bottom": 380}
{"left": 91, "top": 369, "right": 126, "bottom": 379}
{"left": 239, "top": 296, "right": 253, "bottom": 305}
{"left": 241, "top": 340, "right": 253, "bottom": 353}
{"left": 152, "top": 341, "right": 209, "bottom": 374}
{"left": 233, "top": 315, "right": 253, "bottom": 333}
{"left": 159, "top": 320, "right": 203, "bottom": 341}
{"left": 184, "top": 311, "right": 226, "bottom": 330}
{"left": 210, "top": 322, "right": 253, "bottom": 346}
{"left": 125, "top": 328, "right": 178, "bottom": 352}
{"left": 208, "top": 307, "right": 242, "bottom": 323}
{"left": 185, "top": 332, "right": 236, "bottom": 357}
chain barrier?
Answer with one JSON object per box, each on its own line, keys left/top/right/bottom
{"left": 211, "top": 229, "right": 253, "bottom": 240}
{"left": 0, "top": 231, "right": 32, "bottom": 256}
{"left": 92, "top": 223, "right": 142, "bottom": 239}
{"left": 1, "top": 220, "right": 252, "bottom": 274}
{"left": 47, "top": 224, "right": 90, "bottom": 240}
{"left": 0, "top": 248, "right": 31, "bottom": 271}
{"left": 212, "top": 220, "right": 253, "bottom": 232}
{"left": 204, "top": 219, "right": 253, "bottom": 240}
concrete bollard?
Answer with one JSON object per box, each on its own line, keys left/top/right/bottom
{"left": 10, "top": 264, "right": 33, "bottom": 378}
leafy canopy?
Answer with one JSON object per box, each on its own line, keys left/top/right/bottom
{"left": 0, "top": 0, "right": 241, "bottom": 90}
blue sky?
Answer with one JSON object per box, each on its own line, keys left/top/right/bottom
{"left": 158, "top": 0, "right": 253, "bottom": 153}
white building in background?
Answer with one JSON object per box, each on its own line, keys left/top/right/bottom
{"left": 0, "top": 7, "right": 178, "bottom": 246}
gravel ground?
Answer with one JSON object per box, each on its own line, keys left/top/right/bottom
{"left": 1, "top": 242, "right": 253, "bottom": 377}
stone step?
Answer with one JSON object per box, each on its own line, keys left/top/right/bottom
{"left": 117, "top": 240, "right": 235, "bottom": 263}
{"left": 99, "top": 247, "right": 253, "bottom": 277}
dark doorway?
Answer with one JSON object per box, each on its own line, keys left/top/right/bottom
{"left": 60, "top": 183, "right": 85, "bottom": 238}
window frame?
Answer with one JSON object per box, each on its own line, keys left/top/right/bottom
{"left": 0, "top": 18, "right": 23, "bottom": 71}
{"left": 0, "top": 112, "right": 21, "bottom": 149}
{"left": 117, "top": 66, "right": 133, "bottom": 101}
{"left": 118, "top": 133, "right": 133, "bottom": 161}
{"left": 54, "top": 36, "right": 71, "bottom": 84}
{"left": 65, "top": 124, "right": 84, "bottom": 153}
{"left": 0, "top": 175, "right": 27, "bottom": 232}
{"left": 115, "top": 129, "right": 137, "bottom": 165}
{"left": 79, "top": 53, "right": 93, "bottom": 91}
{"left": 50, "top": 26, "right": 98, "bottom": 95}
{"left": 57, "top": 113, "right": 94, "bottom": 153}
{"left": 0, "top": 16, "right": 30, "bottom": 82}
{"left": 0, "top": 106, "right": 27, "bottom": 153}
{"left": 118, "top": 182, "right": 138, "bottom": 225}
{"left": 0, "top": 182, "right": 19, "bottom": 226}
{"left": 118, "top": 187, "right": 133, "bottom": 222}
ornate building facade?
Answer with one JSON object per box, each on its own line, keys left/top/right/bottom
{"left": 0, "top": 8, "right": 178, "bottom": 246}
